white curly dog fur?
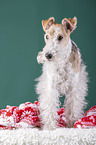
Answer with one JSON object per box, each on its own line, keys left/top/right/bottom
{"left": 36, "top": 17, "right": 88, "bottom": 129}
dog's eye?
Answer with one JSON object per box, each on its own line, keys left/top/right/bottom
{"left": 58, "top": 35, "right": 63, "bottom": 41}
{"left": 46, "top": 35, "right": 49, "bottom": 40}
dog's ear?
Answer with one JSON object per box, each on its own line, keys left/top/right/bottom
{"left": 42, "top": 17, "right": 55, "bottom": 31}
{"left": 62, "top": 17, "right": 77, "bottom": 33}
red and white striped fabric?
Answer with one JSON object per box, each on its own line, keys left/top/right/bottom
{"left": 74, "top": 106, "right": 96, "bottom": 128}
{"left": 0, "top": 102, "right": 96, "bottom": 129}
{"left": 0, "top": 101, "right": 66, "bottom": 129}
{"left": 0, "top": 101, "right": 41, "bottom": 129}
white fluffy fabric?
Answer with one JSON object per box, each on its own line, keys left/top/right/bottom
{"left": 0, "top": 128, "right": 96, "bottom": 145}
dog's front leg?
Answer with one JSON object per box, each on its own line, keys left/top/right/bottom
{"left": 64, "top": 86, "right": 82, "bottom": 127}
{"left": 37, "top": 64, "right": 60, "bottom": 130}
{"left": 64, "top": 72, "right": 88, "bottom": 127}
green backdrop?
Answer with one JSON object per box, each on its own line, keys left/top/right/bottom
{"left": 0, "top": 0, "right": 96, "bottom": 111}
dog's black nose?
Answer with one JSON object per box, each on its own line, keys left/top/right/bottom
{"left": 45, "top": 53, "right": 53, "bottom": 60}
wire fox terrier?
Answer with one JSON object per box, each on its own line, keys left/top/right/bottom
{"left": 36, "top": 17, "right": 88, "bottom": 129}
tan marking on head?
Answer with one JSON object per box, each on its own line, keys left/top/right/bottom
{"left": 46, "top": 23, "right": 66, "bottom": 37}
{"left": 55, "top": 23, "right": 67, "bottom": 36}
{"left": 45, "top": 24, "right": 55, "bottom": 39}
{"left": 49, "top": 27, "right": 55, "bottom": 36}
{"left": 42, "top": 16, "right": 77, "bottom": 47}
{"left": 69, "top": 48, "right": 80, "bottom": 73}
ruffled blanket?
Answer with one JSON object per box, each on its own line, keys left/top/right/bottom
{"left": 0, "top": 101, "right": 96, "bottom": 129}
{"left": 74, "top": 106, "right": 96, "bottom": 128}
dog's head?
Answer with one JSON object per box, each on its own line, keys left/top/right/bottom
{"left": 37, "top": 17, "right": 77, "bottom": 63}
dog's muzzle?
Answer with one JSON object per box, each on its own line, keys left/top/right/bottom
{"left": 45, "top": 53, "right": 53, "bottom": 60}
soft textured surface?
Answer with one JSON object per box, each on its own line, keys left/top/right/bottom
{"left": 0, "top": 128, "right": 96, "bottom": 145}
